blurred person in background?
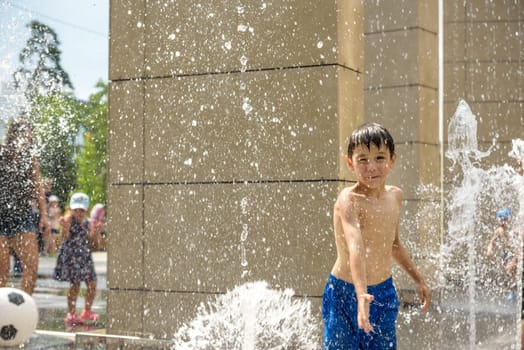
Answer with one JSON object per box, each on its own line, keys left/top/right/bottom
{"left": 45, "top": 194, "right": 62, "bottom": 254}
{"left": 0, "top": 119, "right": 49, "bottom": 295}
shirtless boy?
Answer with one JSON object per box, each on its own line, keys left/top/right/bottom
{"left": 322, "top": 123, "right": 431, "bottom": 349}
{"left": 486, "top": 208, "right": 515, "bottom": 281}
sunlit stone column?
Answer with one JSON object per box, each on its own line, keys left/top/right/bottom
{"left": 107, "top": 0, "right": 364, "bottom": 338}
{"left": 362, "top": 1, "right": 440, "bottom": 301}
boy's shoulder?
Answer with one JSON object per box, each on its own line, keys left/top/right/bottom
{"left": 337, "top": 184, "right": 362, "bottom": 200}
{"left": 338, "top": 184, "right": 403, "bottom": 197}
{"left": 385, "top": 185, "right": 403, "bottom": 197}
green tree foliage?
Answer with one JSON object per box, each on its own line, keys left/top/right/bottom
{"left": 10, "top": 20, "right": 108, "bottom": 209}
{"left": 13, "top": 20, "right": 73, "bottom": 104}
{"left": 31, "top": 94, "right": 85, "bottom": 203}
{"left": 75, "top": 81, "right": 108, "bottom": 205}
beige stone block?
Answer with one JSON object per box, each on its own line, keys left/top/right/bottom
{"left": 418, "top": 87, "right": 439, "bottom": 144}
{"left": 419, "top": 0, "right": 439, "bottom": 33}
{"left": 391, "top": 143, "right": 440, "bottom": 198}
{"left": 338, "top": 0, "right": 365, "bottom": 72}
{"left": 106, "top": 290, "right": 144, "bottom": 336}
{"left": 109, "top": 0, "right": 146, "bottom": 80}
{"left": 365, "top": 29, "right": 437, "bottom": 88}
{"left": 391, "top": 190, "right": 441, "bottom": 293}
{"left": 418, "top": 29, "right": 438, "bottom": 88}
{"left": 365, "top": 0, "right": 438, "bottom": 33}
{"left": 466, "top": 62, "right": 521, "bottom": 102}
{"left": 466, "top": 22, "right": 521, "bottom": 61}
{"left": 402, "top": 197, "right": 442, "bottom": 254}
{"left": 444, "top": 23, "right": 466, "bottom": 62}
{"left": 364, "top": 86, "right": 439, "bottom": 145}
{"left": 418, "top": 143, "right": 441, "bottom": 187}
{"left": 143, "top": 1, "right": 362, "bottom": 77}
{"left": 107, "top": 185, "right": 143, "bottom": 289}
{"left": 465, "top": 0, "right": 522, "bottom": 21}
{"left": 143, "top": 291, "right": 206, "bottom": 338}
{"left": 466, "top": 102, "right": 524, "bottom": 142}
{"left": 143, "top": 182, "right": 340, "bottom": 296}
{"left": 443, "top": 1, "right": 466, "bottom": 23}
{"left": 108, "top": 81, "right": 144, "bottom": 184}
{"left": 144, "top": 66, "right": 358, "bottom": 183}
{"left": 397, "top": 199, "right": 441, "bottom": 287}
{"left": 338, "top": 68, "right": 365, "bottom": 180}
{"left": 443, "top": 63, "right": 465, "bottom": 102}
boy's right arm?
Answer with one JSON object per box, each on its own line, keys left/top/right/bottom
{"left": 336, "top": 192, "right": 374, "bottom": 333}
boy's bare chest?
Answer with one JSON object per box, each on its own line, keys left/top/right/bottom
{"left": 357, "top": 200, "right": 399, "bottom": 243}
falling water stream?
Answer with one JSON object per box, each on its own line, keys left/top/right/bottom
{"left": 445, "top": 100, "right": 491, "bottom": 349}
{"left": 442, "top": 99, "right": 523, "bottom": 349}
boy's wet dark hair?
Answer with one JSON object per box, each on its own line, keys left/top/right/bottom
{"left": 347, "top": 123, "right": 395, "bottom": 158}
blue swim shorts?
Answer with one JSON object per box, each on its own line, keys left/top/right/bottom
{"left": 322, "top": 274, "right": 399, "bottom": 350}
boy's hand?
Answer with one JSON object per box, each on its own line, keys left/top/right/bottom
{"left": 357, "top": 293, "right": 374, "bottom": 333}
{"left": 417, "top": 282, "right": 432, "bottom": 313}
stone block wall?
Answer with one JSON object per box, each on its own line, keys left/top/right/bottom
{"left": 444, "top": 0, "right": 523, "bottom": 168}
{"left": 107, "top": 0, "right": 523, "bottom": 340}
{"left": 108, "top": 0, "right": 364, "bottom": 337}
{"left": 363, "top": 0, "right": 440, "bottom": 290}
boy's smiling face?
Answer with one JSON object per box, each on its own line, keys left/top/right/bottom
{"left": 345, "top": 142, "right": 396, "bottom": 189}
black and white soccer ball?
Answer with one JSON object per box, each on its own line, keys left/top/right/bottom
{"left": 0, "top": 287, "right": 38, "bottom": 346}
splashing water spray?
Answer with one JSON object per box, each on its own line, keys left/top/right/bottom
{"left": 172, "top": 281, "right": 320, "bottom": 349}
{"left": 444, "top": 100, "right": 491, "bottom": 349}
{"left": 442, "top": 99, "right": 523, "bottom": 349}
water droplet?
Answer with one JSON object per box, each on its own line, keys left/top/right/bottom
{"left": 240, "top": 55, "right": 248, "bottom": 66}
{"left": 241, "top": 224, "right": 249, "bottom": 241}
{"left": 242, "top": 97, "right": 253, "bottom": 114}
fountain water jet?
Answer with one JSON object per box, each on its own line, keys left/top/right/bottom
{"left": 445, "top": 99, "right": 490, "bottom": 349}
{"left": 441, "top": 100, "right": 523, "bottom": 349}
{"left": 172, "top": 281, "right": 320, "bottom": 350}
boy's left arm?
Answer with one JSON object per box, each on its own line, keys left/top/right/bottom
{"left": 392, "top": 237, "right": 432, "bottom": 313}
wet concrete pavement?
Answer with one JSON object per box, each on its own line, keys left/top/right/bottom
{"left": 3, "top": 252, "right": 521, "bottom": 349}
{"left": 1, "top": 252, "right": 107, "bottom": 349}
{"left": 32, "top": 251, "right": 107, "bottom": 315}
{"left": 6, "top": 251, "right": 107, "bottom": 333}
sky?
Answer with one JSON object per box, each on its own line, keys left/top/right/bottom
{"left": 0, "top": 0, "right": 109, "bottom": 101}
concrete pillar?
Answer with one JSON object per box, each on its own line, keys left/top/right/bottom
{"left": 363, "top": 0, "right": 440, "bottom": 294}
{"left": 107, "top": 0, "right": 364, "bottom": 338}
